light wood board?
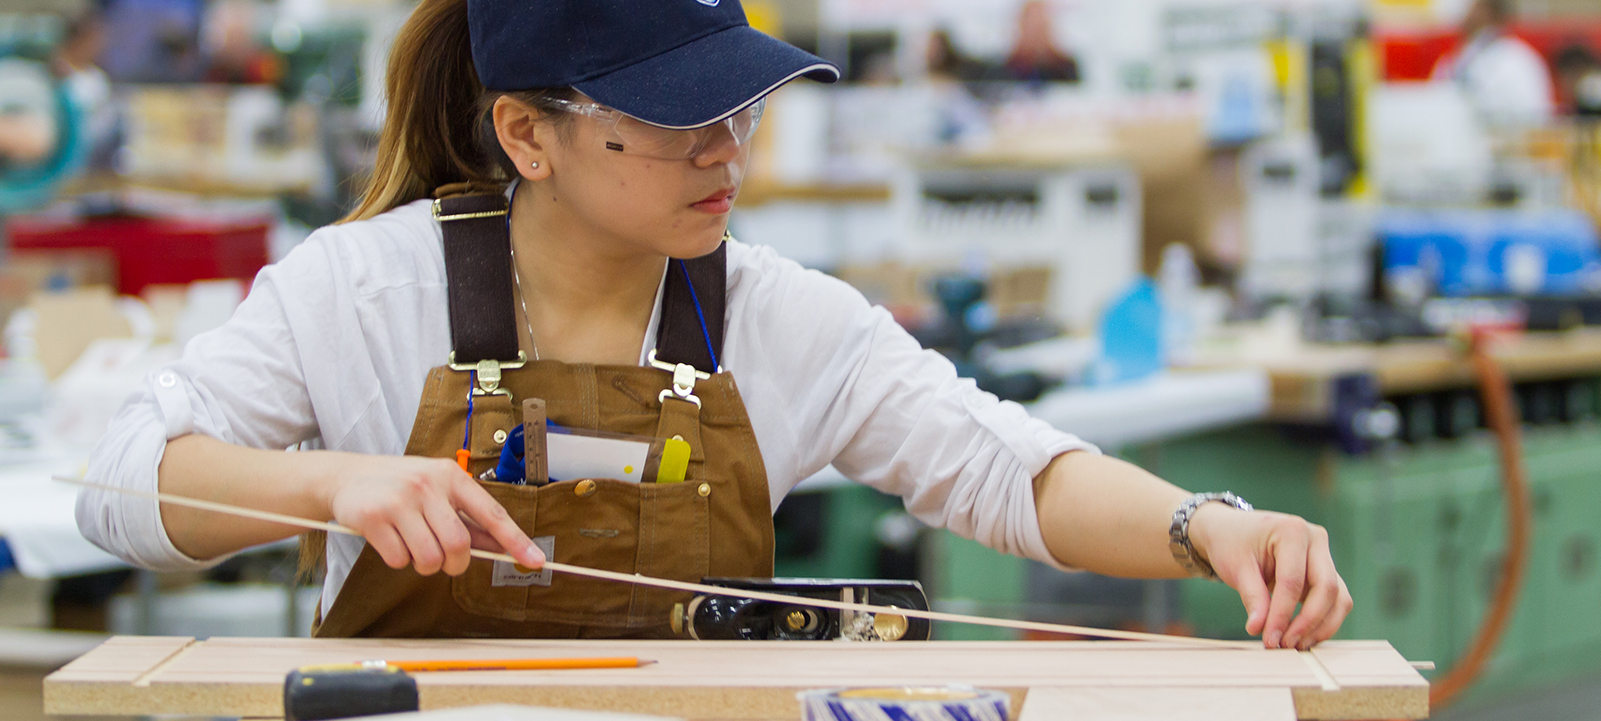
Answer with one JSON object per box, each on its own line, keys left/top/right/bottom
{"left": 1198, "top": 328, "right": 1601, "bottom": 421}
{"left": 1016, "top": 687, "right": 1297, "bottom": 721}
{"left": 43, "top": 637, "right": 1427, "bottom": 720}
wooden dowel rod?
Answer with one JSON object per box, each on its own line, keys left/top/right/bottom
{"left": 57, "top": 476, "right": 1257, "bottom": 650}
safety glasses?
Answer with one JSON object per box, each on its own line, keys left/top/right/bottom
{"left": 541, "top": 96, "right": 765, "bottom": 161}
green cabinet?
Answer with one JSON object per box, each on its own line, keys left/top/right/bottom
{"left": 1158, "top": 421, "right": 1601, "bottom": 710}
{"left": 774, "top": 415, "right": 1601, "bottom": 711}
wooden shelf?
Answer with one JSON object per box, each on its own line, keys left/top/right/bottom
{"left": 734, "top": 181, "right": 891, "bottom": 207}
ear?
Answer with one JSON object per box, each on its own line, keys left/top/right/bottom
{"left": 492, "top": 96, "right": 555, "bottom": 181}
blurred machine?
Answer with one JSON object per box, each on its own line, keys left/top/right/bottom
{"left": 1239, "top": 133, "right": 1321, "bottom": 299}
{"left": 0, "top": 15, "right": 85, "bottom": 214}
{"left": 894, "top": 159, "right": 1143, "bottom": 336}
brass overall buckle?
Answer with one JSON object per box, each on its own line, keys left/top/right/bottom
{"left": 432, "top": 199, "right": 509, "bottom": 222}
{"left": 647, "top": 350, "right": 713, "bottom": 409}
{"left": 448, "top": 352, "right": 529, "bottom": 397}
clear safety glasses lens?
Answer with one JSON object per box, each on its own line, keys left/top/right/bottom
{"left": 544, "top": 97, "right": 765, "bottom": 161}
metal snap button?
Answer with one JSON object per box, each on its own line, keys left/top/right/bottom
{"left": 493, "top": 429, "right": 508, "bottom": 445}
{"left": 697, "top": 483, "right": 711, "bottom": 498}
{"left": 157, "top": 372, "right": 178, "bottom": 388}
{"left": 575, "top": 480, "right": 598, "bottom": 498}
{"left": 672, "top": 435, "right": 684, "bottom": 442}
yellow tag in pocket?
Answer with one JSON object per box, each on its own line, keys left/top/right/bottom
{"left": 656, "top": 437, "right": 691, "bottom": 484}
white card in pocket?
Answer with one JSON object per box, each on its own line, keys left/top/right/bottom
{"left": 547, "top": 432, "right": 650, "bottom": 483}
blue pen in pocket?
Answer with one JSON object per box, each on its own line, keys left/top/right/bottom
{"left": 488, "top": 424, "right": 528, "bottom": 485}
{"left": 482, "top": 416, "right": 556, "bottom": 486}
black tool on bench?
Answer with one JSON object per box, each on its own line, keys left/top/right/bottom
{"left": 283, "top": 663, "right": 420, "bottom": 721}
{"left": 672, "top": 578, "right": 932, "bottom": 641}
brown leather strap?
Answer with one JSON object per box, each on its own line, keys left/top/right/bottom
{"left": 436, "top": 190, "right": 520, "bottom": 364}
{"left": 655, "top": 242, "right": 727, "bottom": 374}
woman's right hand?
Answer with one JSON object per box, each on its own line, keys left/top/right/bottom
{"left": 321, "top": 455, "right": 545, "bottom": 576}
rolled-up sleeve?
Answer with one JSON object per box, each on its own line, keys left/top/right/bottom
{"left": 751, "top": 249, "right": 1098, "bottom": 569}
{"left": 76, "top": 242, "right": 329, "bottom": 571}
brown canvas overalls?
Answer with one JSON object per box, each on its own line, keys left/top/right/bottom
{"left": 315, "top": 187, "right": 774, "bottom": 638}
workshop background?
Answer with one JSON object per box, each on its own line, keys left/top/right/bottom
{"left": 1, "top": 0, "right": 1599, "bottom": 718}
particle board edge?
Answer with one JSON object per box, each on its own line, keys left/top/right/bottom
{"left": 1291, "top": 684, "right": 1430, "bottom": 720}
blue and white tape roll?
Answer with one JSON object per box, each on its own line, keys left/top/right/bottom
{"left": 799, "top": 686, "right": 1011, "bottom": 721}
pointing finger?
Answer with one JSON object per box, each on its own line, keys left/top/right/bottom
{"left": 451, "top": 478, "right": 542, "bottom": 568}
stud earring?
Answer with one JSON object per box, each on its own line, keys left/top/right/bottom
{"left": 530, "top": 161, "right": 540, "bottom": 169}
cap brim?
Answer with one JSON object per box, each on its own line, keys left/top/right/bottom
{"left": 572, "top": 25, "right": 840, "bottom": 130}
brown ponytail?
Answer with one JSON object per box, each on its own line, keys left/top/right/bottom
{"left": 305, "top": 0, "right": 575, "bottom": 581}
{"left": 338, "top": 0, "right": 571, "bottom": 223}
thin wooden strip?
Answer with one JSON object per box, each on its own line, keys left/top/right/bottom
{"left": 1298, "top": 651, "right": 1341, "bottom": 692}
{"left": 44, "top": 637, "right": 196, "bottom": 680}
{"left": 132, "top": 638, "right": 201, "bottom": 687}
{"left": 57, "top": 476, "right": 1257, "bottom": 650}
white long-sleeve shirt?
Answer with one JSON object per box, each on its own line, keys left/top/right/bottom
{"left": 77, "top": 192, "right": 1096, "bottom": 611}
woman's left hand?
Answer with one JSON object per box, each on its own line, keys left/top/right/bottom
{"left": 1186, "top": 505, "right": 1353, "bottom": 650}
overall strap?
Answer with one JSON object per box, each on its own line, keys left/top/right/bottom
{"left": 435, "top": 186, "right": 520, "bottom": 364}
{"left": 654, "top": 242, "right": 727, "bottom": 375}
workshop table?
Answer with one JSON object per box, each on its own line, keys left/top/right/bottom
{"left": 0, "top": 456, "right": 124, "bottom": 579}
{"left": 1209, "top": 327, "right": 1601, "bottom": 422}
{"left": 44, "top": 636, "right": 1429, "bottom": 720}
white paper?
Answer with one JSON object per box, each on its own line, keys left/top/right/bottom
{"left": 546, "top": 433, "right": 650, "bottom": 484}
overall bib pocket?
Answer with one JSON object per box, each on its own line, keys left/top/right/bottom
{"left": 452, "top": 477, "right": 711, "bottom": 628}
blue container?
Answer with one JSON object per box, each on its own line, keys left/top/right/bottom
{"left": 1380, "top": 209, "right": 1601, "bottom": 297}
{"left": 1095, "top": 278, "right": 1165, "bottom": 386}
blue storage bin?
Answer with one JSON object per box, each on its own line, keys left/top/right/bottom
{"left": 1380, "top": 209, "right": 1601, "bottom": 297}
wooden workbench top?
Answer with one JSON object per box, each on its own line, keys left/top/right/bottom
{"left": 43, "top": 636, "right": 1428, "bottom": 720}
{"left": 1192, "top": 328, "right": 1601, "bottom": 421}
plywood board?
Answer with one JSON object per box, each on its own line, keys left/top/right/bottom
{"left": 1016, "top": 687, "right": 1296, "bottom": 721}
{"left": 44, "top": 637, "right": 1428, "bottom": 720}
{"left": 365, "top": 704, "right": 681, "bottom": 721}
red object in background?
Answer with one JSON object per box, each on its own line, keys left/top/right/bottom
{"left": 1377, "top": 21, "right": 1601, "bottom": 107}
{"left": 1376, "top": 29, "right": 1461, "bottom": 81}
{"left": 5, "top": 215, "right": 270, "bottom": 297}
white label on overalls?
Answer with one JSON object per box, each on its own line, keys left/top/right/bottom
{"left": 492, "top": 536, "right": 554, "bottom": 587}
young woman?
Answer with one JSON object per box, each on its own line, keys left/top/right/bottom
{"left": 79, "top": 0, "right": 1350, "bottom": 647}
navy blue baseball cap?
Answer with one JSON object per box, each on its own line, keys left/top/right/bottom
{"left": 468, "top": 0, "right": 841, "bottom": 130}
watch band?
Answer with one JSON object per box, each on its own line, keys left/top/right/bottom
{"left": 1169, "top": 492, "right": 1253, "bottom": 580}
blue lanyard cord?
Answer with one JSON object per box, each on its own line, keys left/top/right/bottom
{"left": 508, "top": 181, "right": 715, "bottom": 372}
{"left": 677, "top": 259, "right": 720, "bottom": 371}
{"left": 462, "top": 370, "right": 476, "bottom": 451}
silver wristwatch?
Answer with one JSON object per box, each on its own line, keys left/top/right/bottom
{"left": 1169, "top": 492, "right": 1253, "bottom": 580}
